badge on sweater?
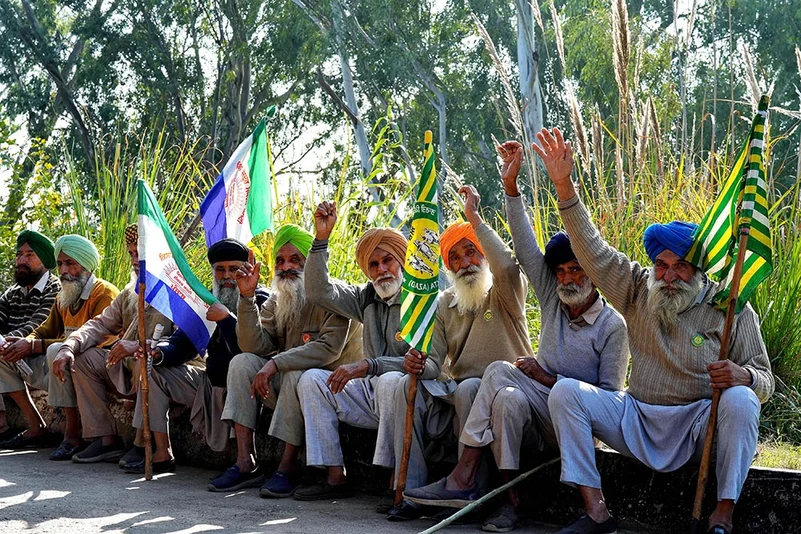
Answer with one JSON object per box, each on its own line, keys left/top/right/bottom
{"left": 395, "top": 330, "right": 403, "bottom": 342}
{"left": 302, "top": 332, "right": 312, "bottom": 344}
{"left": 691, "top": 334, "right": 705, "bottom": 347}
{"left": 483, "top": 310, "right": 493, "bottom": 322}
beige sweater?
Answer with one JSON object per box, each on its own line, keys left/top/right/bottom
{"left": 434, "top": 223, "right": 533, "bottom": 381}
{"left": 236, "top": 295, "right": 363, "bottom": 373}
{"left": 559, "top": 195, "right": 774, "bottom": 405}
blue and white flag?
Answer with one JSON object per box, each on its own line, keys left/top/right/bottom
{"left": 138, "top": 179, "right": 217, "bottom": 353}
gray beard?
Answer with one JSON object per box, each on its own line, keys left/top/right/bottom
{"left": 213, "top": 281, "right": 240, "bottom": 314}
{"left": 272, "top": 273, "right": 306, "bottom": 333}
{"left": 59, "top": 270, "right": 91, "bottom": 309}
{"left": 647, "top": 269, "right": 704, "bottom": 330}
{"left": 374, "top": 274, "right": 403, "bottom": 300}
{"left": 556, "top": 276, "right": 595, "bottom": 307}
{"left": 449, "top": 260, "right": 493, "bottom": 315}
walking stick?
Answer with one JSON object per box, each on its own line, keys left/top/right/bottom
{"left": 689, "top": 227, "right": 750, "bottom": 533}
{"left": 137, "top": 282, "right": 153, "bottom": 481}
{"left": 394, "top": 372, "right": 419, "bottom": 507}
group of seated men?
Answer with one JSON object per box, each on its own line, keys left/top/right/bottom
{"left": 0, "top": 128, "right": 773, "bottom": 534}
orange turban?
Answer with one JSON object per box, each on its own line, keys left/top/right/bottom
{"left": 355, "top": 228, "right": 408, "bottom": 278}
{"left": 440, "top": 222, "right": 484, "bottom": 270}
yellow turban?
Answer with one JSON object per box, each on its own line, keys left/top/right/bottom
{"left": 440, "top": 222, "right": 484, "bottom": 271}
{"left": 355, "top": 228, "right": 408, "bottom": 278}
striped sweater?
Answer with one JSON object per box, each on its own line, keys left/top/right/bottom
{"left": 559, "top": 195, "right": 774, "bottom": 405}
{"left": 0, "top": 271, "right": 61, "bottom": 338}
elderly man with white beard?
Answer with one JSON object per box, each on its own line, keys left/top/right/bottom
{"left": 52, "top": 226, "right": 170, "bottom": 464}
{"left": 533, "top": 128, "right": 773, "bottom": 534}
{"left": 208, "top": 226, "right": 362, "bottom": 496}
{"left": 403, "top": 148, "right": 628, "bottom": 531}
{"left": 390, "top": 183, "right": 536, "bottom": 521}
{"left": 0, "top": 234, "right": 119, "bottom": 457}
{"left": 123, "top": 238, "right": 269, "bottom": 474}
{"left": 295, "top": 201, "right": 447, "bottom": 502}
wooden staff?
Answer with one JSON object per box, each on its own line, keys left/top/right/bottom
{"left": 689, "top": 227, "right": 750, "bottom": 533}
{"left": 394, "top": 372, "right": 419, "bottom": 507}
{"left": 137, "top": 281, "right": 153, "bottom": 481}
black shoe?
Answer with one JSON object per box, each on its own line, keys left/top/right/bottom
{"left": 0, "top": 430, "right": 54, "bottom": 449}
{"left": 118, "top": 446, "right": 147, "bottom": 469}
{"left": 72, "top": 438, "right": 125, "bottom": 463}
{"left": 50, "top": 441, "right": 85, "bottom": 461}
{"left": 387, "top": 500, "right": 424, "bottom": 522}
{"left": 293, "top": 481, "right": 352, "bottom": 501}
{"left": 125, "top": 458, "right": 176, "bottom": 475}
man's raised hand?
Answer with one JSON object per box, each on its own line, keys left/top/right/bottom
{"left": 532, "top": 128, "right": 575, "bottom": 187}
{"left": 234, "top": 248, "right": 260, "bottom": 298}
{"left": 458, "top": 185, "right": 483, "bottom": 228}
{"left": 498, "top": 140, "right": 524, "bottom": 196}
{"left": 314, "top": 200, "right": 337, "bottom": 241}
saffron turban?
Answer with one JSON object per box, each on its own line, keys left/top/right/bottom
{"left": 54, "top": 234, "right": 100, "bottom": 272}
{"left": 355, "top": 228, "right": 408, "bottom": 278}
{"left": 544, "top": 231, "right": 576, "bottom": 271}
{"left": 273, "top": 224, "right": 314, "bottom": 259}
{"left": 207, "top": 238, "right": 249, "bottom": 264}
{"left": 643, "top": 221, "right": 698, "bottom": 264}
{"left": 124, "top": 224, "right": 138, "bottom": 246}
{"left": 17, "top": 230, "right": 56, "bottom": 269}
{"left": 440, "top": 222, "right": 484, "bottom": 271}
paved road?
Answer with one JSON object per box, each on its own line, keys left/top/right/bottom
{"left": 0, "top": 448, "right": 569, "bottom": 534}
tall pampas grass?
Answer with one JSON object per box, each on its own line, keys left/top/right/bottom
{"left": 547, "top": 0, "right": 566, "bottom": 72}
{"left": 611, "top": 0, "right": 630, "bottom": 104}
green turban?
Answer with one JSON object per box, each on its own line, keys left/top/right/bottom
{"left": 54, "top": 234, "right": 100, "bottom": 272}
{"left": 273, "top": 224, "right": 313, "bottom": 259}
{"left": 16, "top": 230, "right": 56, "bottom": 269}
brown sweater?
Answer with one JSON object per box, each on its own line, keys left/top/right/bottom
{"left": 434, "top": 223, "right": 533, "bottom": 381}
{"left": 28, "top": 277, "right": 120, "bottom": 351}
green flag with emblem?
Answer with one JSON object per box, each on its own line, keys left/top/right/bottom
{"left": 400, "top": 130, "right": 440, "bottom": 353}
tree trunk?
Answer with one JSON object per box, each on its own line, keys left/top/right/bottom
{"left": 515, "top": 0, "right": 544, "bottom": 145}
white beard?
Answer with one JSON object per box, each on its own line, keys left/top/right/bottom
{"left": 272, "top": 272, "right": 306, "bottom": 333}
{"left": 647, "top": 268, "right": 704, "bottom": 330}
{"left": 213, "top": 280, "right": 240, "bottom": 315}
{"left": 556, "top": 276, "right": 595, "bottom": 307}
{"left": 373, "top": 273, "right": 403, "bottom": 300}
{"left": 59, "top": 270, "right": 91, "bottom": 309}
{"left": 449, "top": 259, "right": 493, "bottom": 315}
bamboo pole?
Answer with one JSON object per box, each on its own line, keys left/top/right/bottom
{"left": 689, "top": 227, "right": 750, "bottom": 533}
{"left": 394, "top": 373, "right": 419, "bottom": 507}
{"left": 137, "top": 281, "right": 153, "bottom": 481}
{"left": 418, "top": 458, "right": 560, "bottom": 534}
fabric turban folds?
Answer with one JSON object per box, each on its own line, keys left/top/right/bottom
{"left": 17, "top": 230, "right": 56, "bottom": 269}
{"left": 643, "top": 221, "right": 699, "bottom": 264}
{"left": 273, "top": 224, "right": 314, "bottom": 259}
{"left": 544, "top": 232, "right": 576, "bottom": 271}
{"left": 440, "top": 222, "right": 484, "bottom": 271}
{"left": 355, "top": 228, "right": 408, "bottom": 278}
{"left": 54, "top": 235, "right": 100, "bottom": 272}
{"left": 207, "top": 238, "right": 249, "bottom": 264}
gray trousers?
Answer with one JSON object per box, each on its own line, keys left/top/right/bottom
{"left": 0, "top": 343, "right": 76, "bottom": 408}
{"left": 461, "top": 360, "right": 556, "bottom": 471}
{"left": 548, "top": 378, "right": 760, "bottom": 501}
{"left": 73, "top": 347, "right": 137, "bottom": 439}
{"left": 394, "top": 374, "right": 480, "bottom": 489}
{"left": 298, "top": 369, "right": 403, "bottom": 468}
{"left": 221, "top": 352, "right": 305, "bottom": 447}
{"left": 133, "top": 364, "right": 204, "bottom": 434}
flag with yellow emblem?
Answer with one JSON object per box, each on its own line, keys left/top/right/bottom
{"left": 400, "top": 131, "right": 440, "bottom": 353}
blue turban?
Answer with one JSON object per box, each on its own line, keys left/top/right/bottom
{"left": 544, "top": 232, "right": 576, "bottom": 271}
{"left": 643, "top": 222, "right": 698, "bottom": 263}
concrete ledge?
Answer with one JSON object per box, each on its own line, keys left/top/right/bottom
{"left": 5, "top": 391, "right": 800, "bottom": 532}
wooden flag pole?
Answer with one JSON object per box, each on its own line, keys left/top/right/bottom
{"left": 137, "top": 281, "right": 153, "bottom": 481}
{"left": 689, "top": 226, "right": 751, "bottom": 533}
{"left": 394, "top": 372, "right": 419, "bottom": 507}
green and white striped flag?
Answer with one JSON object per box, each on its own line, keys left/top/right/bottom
{"left": 685, "top": 95, "right": 773, "bottom": 312}
{"left": 400, "top": 130, "right": 440, "bottom": 353}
